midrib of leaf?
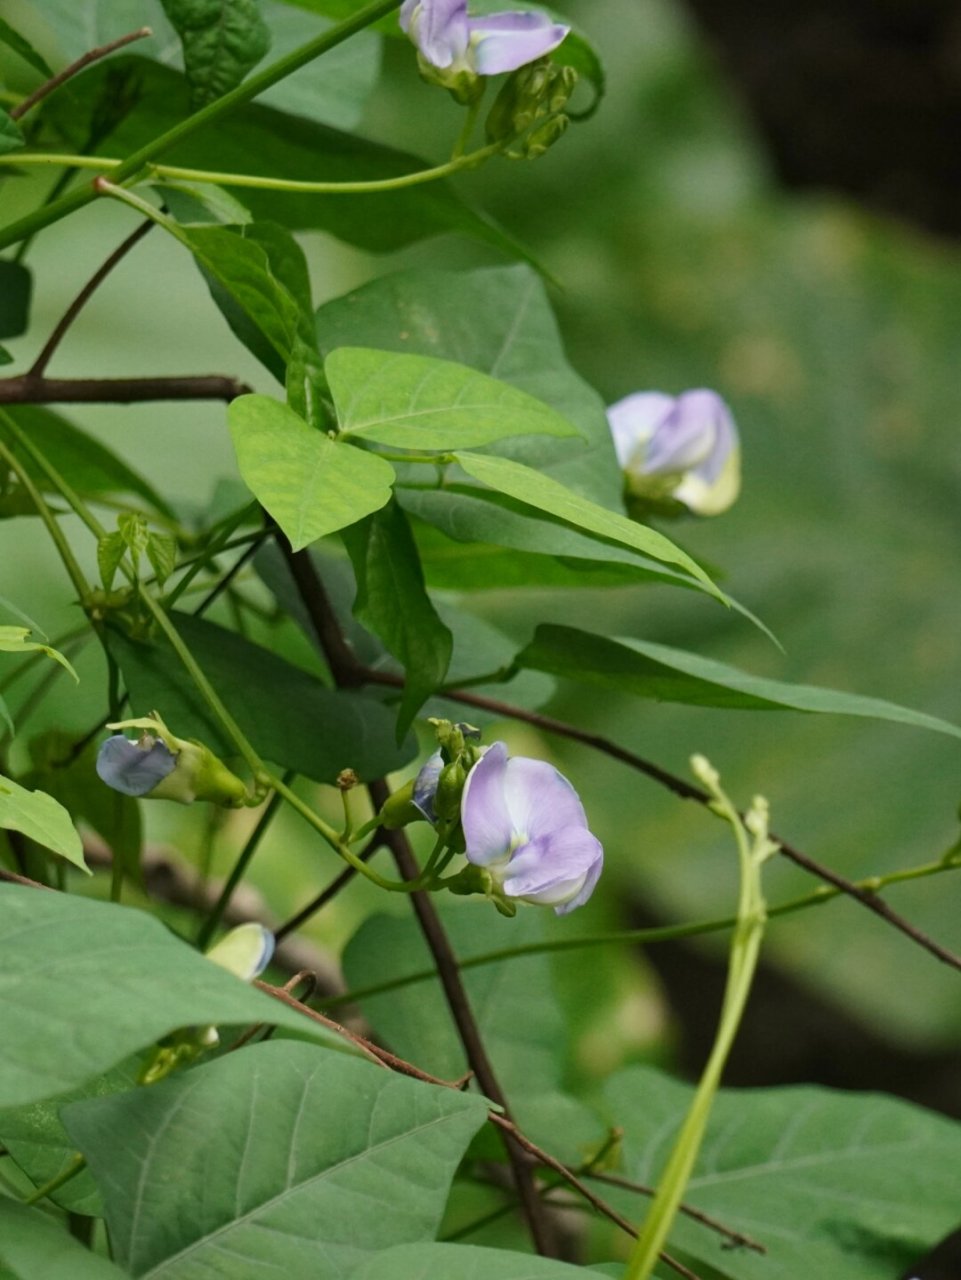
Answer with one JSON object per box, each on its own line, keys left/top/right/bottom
{"left": 486, "top": 274, "right": 537, "bottom": 379}
{"left": 141, "top": 1105, "right": 474, "bottom": 1276}
{"left": 294, "top": 437, "right": 335, "bottom": 545}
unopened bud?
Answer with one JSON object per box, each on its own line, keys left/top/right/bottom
{"left": 337, "top": 768, "right": 359, "bottom": 792}
{"left": 378, "top": 779, "right": 422, "bottom": 830}
{"left": 97, "top": 713, "right": 247, "bottom": 807}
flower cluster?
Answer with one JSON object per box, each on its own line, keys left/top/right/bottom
{"left": 607, "top": 388, "right": 741, "bottom": 517}
{"left": 412, "top": 734, "right": 603, "bottom": 915}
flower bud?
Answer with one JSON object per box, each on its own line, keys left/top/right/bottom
{"left": 377, "top": 778, "right": 423, "bottom": 829}
{"left": 515, "top": 113, "right": 569, "bottom": 160}
{"left": 205, "top": 922, "right": 275, "bottom": 983}
{"left": 486, "top": 58, "right": 578, "bottom": 153}
{"left": 607, "top": 389, "right": 741, "bottom": 517}
{"left": 434, "top": 758, "right": 468, "bottom": 823}
{"left": 97, "top": 714, "right": 247, "bottom": 807}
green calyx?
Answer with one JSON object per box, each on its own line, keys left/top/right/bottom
{"left": 485, "top": 58, "right": 578, "bottom": 158}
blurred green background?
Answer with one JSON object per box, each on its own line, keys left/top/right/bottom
{"left": 3, "top": 0, "right": 961, "bottom": 1087}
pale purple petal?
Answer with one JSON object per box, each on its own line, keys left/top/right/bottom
{"left": 502, "top": 827, "right": 603, "bottom": 899}
{"left": 642, "top": 395, "right": 716, "bottom": 475}
{"left": 553, "top": 842, "right": 604, "bottom": 914}
{"left": 678, "top": 390, "right": 738, "bottom": 485}
{"left": 467, "top": 11, "right": 569, "bottom": 75}
{"left": 607, "top": 392, "right": 674, "bottom": 468}
{"left": 413, "top": 749, "right": 444, "bottom": 822}
{"left": 399, "top": 0, "right": 419, "bottom": 31}
{"left": 462, "top": 741, "right": 514, "bottom": 865}
{"left": 403, "top": 0, "right": 469, "bottom": 67}
{"left": 501, "top": 756, "right": 589, "bottom": 843}
{"left": 96, "top": 734, "right": 176, "bottom": 797}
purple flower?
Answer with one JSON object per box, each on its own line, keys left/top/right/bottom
{"left": 96, "top": 734, "right": 176, "bottom": 797}
{"left": 400, "top": 0, "right": 569, "bottom": 76}
{"left": 607, "top": 389, "right": 741, "bottom": 516}
{"left": 460, "top": 741, "right": 603, "bottom": 914}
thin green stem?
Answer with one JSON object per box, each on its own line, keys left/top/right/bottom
{"left": 0, "top": 420, "right": 92, "bottom": 600}
{"left": 451, "top": 97, "right": 485, "bottom": 160}
{"left": 137, "top": 591, "right": 265, "bottom": 778}
{"left": 0, "top": 144, "right": 502, "bottom": 192}
{"left": 1, "top": 411, "right": 106, "bottom": 539}
{"left": 196, "top": 780, "right": 289, "bottom": 950}
{"left": 23, "top": 1153, "right": 86, "bottom": 1205}
{"left": 317, "top": 849, "right": 961, "bottom": 1009}
{"left": 162, "top": 502, "right": 258, "bottom": 609}
{"left": 624, "top": 768, "right": 771, "bottom": 1279}
{"left": 155, "top": 146, "right": 500, "bottom": 192}
{"left": 0, "top": 0, "right": 405, "bottom": 252}
{"left": 266, "top": 773, "right": 435, "bottom": 893}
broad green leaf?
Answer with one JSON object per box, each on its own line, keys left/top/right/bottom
{"left": 455, "top": 451, "right": 721, "bottom": 597}
{"left": 0, "top": 885, "right": 337, "bottom": 1107}
{"left": 44, "top": 57, "right": 521, "bottom": 254}
{"left": 0, "top": 105, "right": 24, "bottom": 155}
{"left": 0, "top": 16, "right": 54, "bottom": 76}
{"left": 285, "top": 334, "right": 328, "bottom": 426}
{"left": 253, "top": 542, "right": 555, "bottom": 721}
{"left": 341, "top": 906, "right": 602, "bottom": 1164}
{"left": 2, "top": 405, "right": 174, "bottom": 517}
{"left": 27, "top": 0, "right": 377, "bottom": 129}
{"left": 64, "top": 1040, "right": 489, "bottom": 1278}
{"left": 22, "top": 0, "right": 182, "bottom": 66}
{"left": 326, "top": 347, "right": 582, "bottom": 450}
{"left": 343, "top": 907, "right": 566, "bottom": 1095}
{"left": 240, "top": 220, "right": 314, "bottom": 324}
{"left": 313, "top": 271, "right": 733, "bottom": 602}
{"left": 412, "top": 517, "right": 673, "bottom": 592}
{"left": 105, "top": 611, "right": 415, "bottom": 783}
{"left": 343, "top": 501, "right": 453, "bottom": 739}
{"left": 156, "top": 177, "right": 254, "bottom": 225}
{"left": 0, "top": 626, "right": 78, "bottom": 682}
{"left": 0, "top": 259, "right": 31, "bottom": 338}
{"left": 0, "top": 773, "right": 86, "bottom": 870}
{"left": 181, "top": 224, "right": 303, "bottom": 372}
{"left": 315, "top": 265, "right": 621, "bottom": 506}
{"left": 254, "top": 1, "right": 381, "bottom": 129}
{"left": 0, "top": 1058, "right": 141, "bottom": 1216}
{"left": 188, "top": 220, "right": 315, "bottom": 381}
{"left": 352, "top": 1243, "right": 612, "bottom": 1279}
{"left": 602, "top": 1065, "right": 961, "bottom": 1279}
{"left": 0, "top": 692, "right": 12, "bottom": 735}
{"left": 517, "top": 625, "right": 961, "bottom": 740}
{"left": 228, "top": 394, "right": 395, "bottom": 549}
{"left": 161, "top": 0, "right": 271, "bottom": 108}
{"left": 0, "top": 1198, "right": 128, "bottom": 1280}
